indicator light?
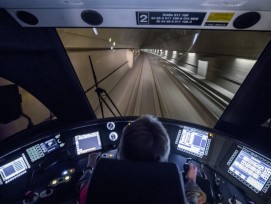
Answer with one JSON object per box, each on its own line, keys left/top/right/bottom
{"left": 209, "top": 133, "right": 215, "bottom": 137}
{"left": 51, "top": 179, "right": 58, "bottom": 186}
{"left": 64, "top": 176, "right": 71, "bottom": 181}
{"left": 69, "top": 169, "right": 75, "bottom": 173}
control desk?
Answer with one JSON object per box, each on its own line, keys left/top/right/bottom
{"left": 0, "top": 117, "right": 270, "bottom": 204}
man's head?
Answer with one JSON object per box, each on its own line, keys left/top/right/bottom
{"left": 118, "top": 115, "right": 170, "bottom": 162}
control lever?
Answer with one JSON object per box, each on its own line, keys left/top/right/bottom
{"left": 231, "top": 195, "right": 237, "bottom": 204}
{"left": 228, "top": 194, "right": 241, "bottom": 204}
{"left": 183, "top": 158, "right": 192, "bottom": 183}
{"left": 213, "top": 173, "right": 223, "bottom": 201}
{"left": 199, "top": 163, "right": 207, "bottom": 179}
{"left": 213, "top": 173, "right": 219, "bottom": 187}
{"left": 183, "top": 158, "right": 206, "bottom": 178}
{"left": 183, "top": 158, "right": 192, "bottom": 175}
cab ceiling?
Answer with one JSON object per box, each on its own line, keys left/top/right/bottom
{"left": 0, "top": 0, "right": 270, "bottom": 10}
{"left": 1, "top": 0, "right": 271, "bottom": 30}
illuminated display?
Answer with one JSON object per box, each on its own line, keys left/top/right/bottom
{"left": 75, "top": 132, "right": 102, "bottom": 155}
{"left": 0, "top": 155, "right": 30, "bottom": 184}
{"left": 177, "top": 127, "right": 211, "bottom": 158}
{"left": 26, "top": 138, "right": 59, "bottom": 162}
{"left": 228, "top": 149, "right": 271, "bottom": 193}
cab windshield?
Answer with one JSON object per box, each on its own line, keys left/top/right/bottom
{"left": 0, "top": 28, "right": 270, "bottom": 139}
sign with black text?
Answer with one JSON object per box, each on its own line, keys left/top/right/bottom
{"left": 137, "top": 12, "right": 206, "bottom": 26}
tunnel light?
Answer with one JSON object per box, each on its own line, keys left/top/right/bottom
{"left": 235, "top": 58, "right": 256, "bottom": 64}
{"left": 109, "top": 38, "right": 112, "bottom": 42}
{"left": 192, "top": 33, "right": 199, "bottom": 45}
{"left": 92, "top": 28, "right": 98, "bottom": 36}
{"left": 234, "top": 58, "right": 256, "bottom": 69}
{"left": 111, "top": 46, "right": 113, "bottom": 50}
{"left": 113, "top": 42, "right": 116, "bottom": 46}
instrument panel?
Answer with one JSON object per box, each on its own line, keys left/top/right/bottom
{"left": 228, "top": 148, "right": 271, "bottom": 193}
{"left": 0, "top": 117, "right": 270, "bottom": 203}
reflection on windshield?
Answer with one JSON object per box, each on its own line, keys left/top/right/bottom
{"left": 0, "top": 78, "right": 52, "bottom": 140}
{"left": 0, "top": 29, "right": 270, "bottom": 139}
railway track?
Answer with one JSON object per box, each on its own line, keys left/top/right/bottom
{"left": 93, "top": 53, "right": 216, "bottom": 127}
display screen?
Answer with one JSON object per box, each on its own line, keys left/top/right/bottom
{"left": 75, "top": 132, "right": 102, "bottom": 155}
{"left": 26, "top": 138, "right": 59, "bottom": 162}
{"left": 177, "top": 127, "right": 210, "bottom": 158}
{"left": 228, "top": 149, "right": 271, "bottom": 193}
{"left": 0, "top": 156, "right": 29, "bottom": 184}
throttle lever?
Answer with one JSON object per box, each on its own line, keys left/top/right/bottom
{"left": 183, "top": 158, "right": 192, "bottom": 175}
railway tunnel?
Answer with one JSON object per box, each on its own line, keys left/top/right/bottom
{"left": 0, "top": 28, "right": 270, "bottom": 140}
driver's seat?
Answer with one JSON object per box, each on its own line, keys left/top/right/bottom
{"left": 86, "top": 159, "right": 187, "bottom": 204}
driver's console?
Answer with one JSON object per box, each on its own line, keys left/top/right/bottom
{"left": 0, "top": 117, "right": 270, "bottom": 204}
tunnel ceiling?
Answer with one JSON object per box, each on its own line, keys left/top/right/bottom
{"left": 57, "top": 28, "right": 271, "bottom": 59}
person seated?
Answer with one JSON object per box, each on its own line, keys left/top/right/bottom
{"left": 78, "top": 115, "right": 206, "bottom": 204}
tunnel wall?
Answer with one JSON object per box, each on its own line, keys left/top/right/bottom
{"left": 66, "top": 49, "right": 137, "bottom": 112}
{"left": 162, "top": 51, "right": 255, "bottom": 94}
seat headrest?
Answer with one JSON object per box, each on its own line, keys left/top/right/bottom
{"left": 87, "top": 159, "right": 187, "bottom": 204}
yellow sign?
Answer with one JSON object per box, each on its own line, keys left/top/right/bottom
{"left": 208, "top": 13, "right": 234, "bottom": 22}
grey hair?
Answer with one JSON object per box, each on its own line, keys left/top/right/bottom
{"left": 118, "top": 115, "right": 170, "bottom": 162}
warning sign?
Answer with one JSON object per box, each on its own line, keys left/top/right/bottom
{"left": 205, "top": 12, "right": 234, "bottom": 27}
{"left": 207, "top": 12, "right": 234, "bottom": 22}
{"left": 136, "top": 12, "right": 206, "bottom": 26}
